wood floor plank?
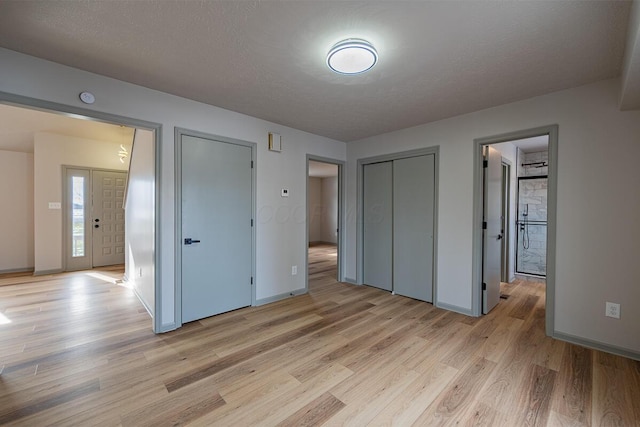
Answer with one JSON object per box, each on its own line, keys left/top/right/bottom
{"left": 551, "top": 343, "right": 592, "bottom": 425}
{"left": 412, "top": 356, "right": 497, "bottom": 425}
{"left": 0, "top": 247, "right": 637, "bottom": 425}
{"left": 0, "top": 378, "right": 100, "bottom": 425}
{"left": 121, "top": 390, "right": 226, "bottom": 427}
{"left": 371, "top": 362, "right": 459, "bottom": 426}
{"left": 512, "top": 363, "right": 557, "bottom": 426}
{"left": 276, "top": 391, "right": 345, "bottom": 427}
{"left": 592, "top": 354, "right": 637, "bottom": 426}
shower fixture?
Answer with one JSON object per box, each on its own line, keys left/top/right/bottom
{"left": 521, "top": 161, "right": 547, "bottom": 168}
{"left": 521, "top": 203, "right": 530, "bottom": 249}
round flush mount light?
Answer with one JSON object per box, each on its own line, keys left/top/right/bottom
{"left": 327, "top": 39, "right": 378, "bottom": 75}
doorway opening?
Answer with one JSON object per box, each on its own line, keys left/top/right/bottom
{"left": 306, "top": 156, "right": 344, "bottom": 290}
{"left": 473, "top": 125, "right": 557, "bottom": 335}
{"left": 0, "top": 94, "right": 161, "bottom": 331}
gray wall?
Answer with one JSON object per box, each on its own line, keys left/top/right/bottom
{"left": 0, "top": 150, "right": 33, "bottom": 272}
{"left": 346, "top": 78, "right": 640, "bottom": 355}
{"left": 321, "top": 176, "right": 338, "bottom": 244}
{"left": 307, "top": 176, "right": 338, "bottom": 244}
{"left": 0, "top": 48, "right": 346, "bottom": 331}
{"left": 124, "top": 129, "right": 155, "bottom": 315}
{"left": 307, "top": 177, "right": 322, "bottom": 242}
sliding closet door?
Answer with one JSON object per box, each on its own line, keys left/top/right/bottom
{"left": 363, "top": 162, "right": 393, "bottom": 291}
{"left": 393, "top": 154, "right": 435, "bottom": 302}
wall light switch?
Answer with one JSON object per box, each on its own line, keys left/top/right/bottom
{"left": 48, "top": 202, "right": 61, "bottom": 209}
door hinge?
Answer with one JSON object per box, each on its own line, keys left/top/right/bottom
{"left": 251, "top": 160, "right": 254, "bottom": 169}
{"left": 482, "top": 282, "right": 487, "bottom": 291}
{"left": 251, "top": 219, "right": 254, "bottom": 227}
{"left": 483, "top": 160, "right": 488, "bottom": 168}
{"left": 251, "top": 277, "right": 254, "bottom": 285}
{"left": 482, "top": 221, "right": 487, "bottom": 229}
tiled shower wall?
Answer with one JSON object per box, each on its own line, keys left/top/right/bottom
{"left": 517, "top": 151, "right": 548, "bottom": 276}
{"left": 519, "top": 150, "right": 548, "bottom": 177}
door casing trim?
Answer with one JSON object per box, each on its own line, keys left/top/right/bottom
{"left": 472, "top": 124, "right": 558, "bottom": 337}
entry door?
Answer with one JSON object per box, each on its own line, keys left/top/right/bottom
{"left": 393, "top": 154, "right": 435, "bottom": 302}
{"left": 181, "top": 135, "right": 253, "bottom": 323}
{"left": 363, "top": 162, "right": 393, "bottom": 291}
{"left": 483, "top": 146, "right": 502, "bottom": 314}
{"left": 92, "top": 170, "right": 127, "bottom": 267}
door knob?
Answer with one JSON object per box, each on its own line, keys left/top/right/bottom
{"left": 497, "top": 234, "right": 503, "bottom": 240}
{"left": 184, "top": 238, "right": 201, "bottom": 245}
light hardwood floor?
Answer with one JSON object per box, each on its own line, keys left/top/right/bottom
{"left": 0, "top": 248, "right": 638, "bottom": 426}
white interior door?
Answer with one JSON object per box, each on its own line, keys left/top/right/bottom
{"left": 483, "top": 146, "right": 502, "bottom": 314}
{"left": 92, "top": 170, "right": 127, "bottom": 267}
{"left": 181, "top": 134, "right": 253, "bottom": 323}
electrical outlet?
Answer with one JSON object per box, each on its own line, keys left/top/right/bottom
{"left": 291, "top": 266, "right": 297, "bottom": 275}
{"left": 605, "top": 302, "right": 620, "bottom": 319}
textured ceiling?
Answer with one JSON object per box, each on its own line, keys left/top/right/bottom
{"left": 0, "top": 1, "right": 632, "bottom": 142}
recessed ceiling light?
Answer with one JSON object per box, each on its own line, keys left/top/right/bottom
{"left": 327, "top": 39, "right": 378, "bottom": 75}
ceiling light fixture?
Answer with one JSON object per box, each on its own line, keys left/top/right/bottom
{"left": 327, "top": 39, "right": 378, "bottom": 75}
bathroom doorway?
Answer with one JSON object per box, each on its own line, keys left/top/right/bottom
{"left": 473, "top": 125, "right": 558, "bottom": 335}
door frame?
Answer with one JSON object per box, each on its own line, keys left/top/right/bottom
{"left": 62, "top": 166, "right": 127, "bottom": 271}
{"left": 500, "top": 158, "right": 512, "bottom": 283}
{"left": 0, "top": 90, "right": 163, "bottom": 333}
{"left": 356, "top": 146, "right": 440, "bottom": 301}
{"left": 305, "top": 155, "right": 346, "bottom": 289}
{"left": 174, "top": 127, "right": 257, "bottom": 328}
{"left": 472, "top": 125, "right": 558, "bottom": 336}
